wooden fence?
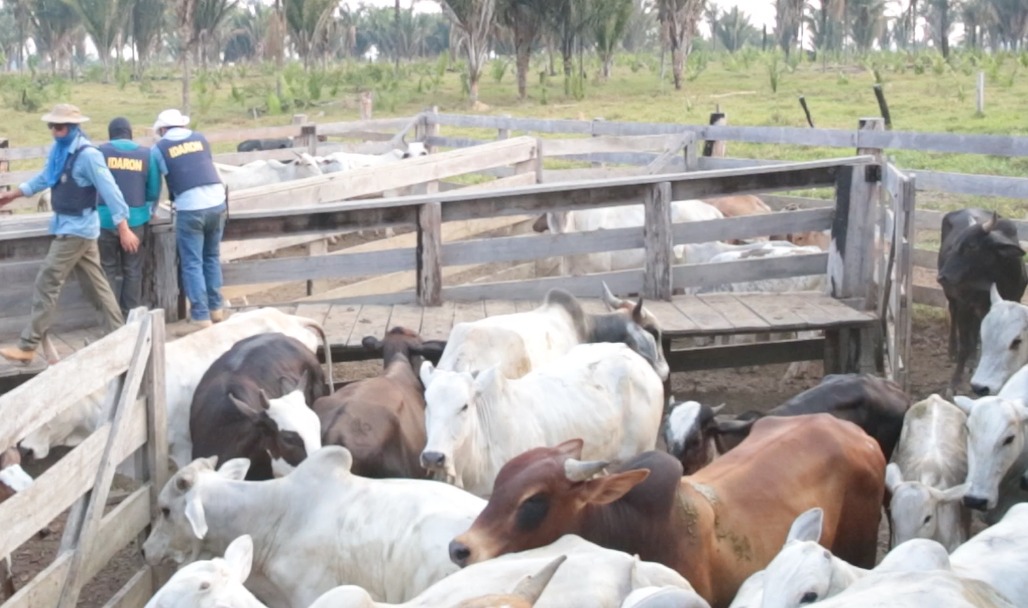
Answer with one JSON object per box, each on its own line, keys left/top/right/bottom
{"left": 0, "top": 308, "right": 167, "bottom": 608}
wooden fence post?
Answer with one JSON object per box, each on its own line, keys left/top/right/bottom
{"left": 591, "top": 117, "right": 605, "bottom": 168}
{"left": 299, "top": 124, "right": 318, "bottom": 155}
{"left": 703, "top": 110, "right": 727, "bottom": 158}
{"left": 143, "top": 221, "right": 180, "bottom": 322}
{"left": 142, "top": 308, "right": 172, "bottom": 591}
{"left": 498, "top": 114, "right": 511, "bottom": 140}
{"left": 977, "top": 71, "right": 985, "bottom": 116}
{"left": 643, "top": 181, "right": 673, "bottom": 300}
{"left": 856, "top": 117, "right": 885, "bottom": 307}
{"left": 417, "top": 202, "right": 442, "bottom": 306}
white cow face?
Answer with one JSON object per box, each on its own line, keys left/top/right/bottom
{"left": 955, "top": 395, "right": 1028, "bottom": 511}
{"left": 885, "top": 463, "right": 967, "bottom": 547}
{"left": 758, "top": 508, "right": 831, "bottom": 608}
{"left": 142, "top": 457, "right": 251, "bottom": 566}
{"left": 420, "top": 362, "right": 499, "bottom": 485}
{"left": 402, "top": 141, "right": 428, "bottom": 158}
{"left": 263, "top": 388, "right": 322, "bottom": 478}
{"left": 145, "top": 535, "right": 264, "bottom": 608}
{"left": 971, "top": 285, "right": 1028, "bottom": 396}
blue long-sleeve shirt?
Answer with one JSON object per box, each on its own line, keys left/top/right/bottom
{"left": 151, "top": 127, "right": 225, "bottom": 212}
{"left": 19, "top": 135, "right": 130, "bottom": 239}
{"left": 98, "top": 139, "right": 162, "bottom": 230}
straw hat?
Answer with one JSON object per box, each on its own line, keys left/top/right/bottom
{"left": 40, "top": 103, "right": 90, "bottom": 124}
{"left": 153, "top": 109, "right": 191, "bottom": 131}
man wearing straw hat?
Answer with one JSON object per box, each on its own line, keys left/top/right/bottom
{"left": 151, "top": 108, "right": 227, "bottom": 334}
{"left": 0, "top": 103, "right": 139, "bottom": 363}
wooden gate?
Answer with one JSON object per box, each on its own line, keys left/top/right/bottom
{"left": 0, "top": 308, "right": 168, "bottom": 608}
{"left": 879, "top": 163, "right": 916, "bottom": 390}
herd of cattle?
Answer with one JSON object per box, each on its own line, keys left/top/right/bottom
{"left": 0, "top": 203, "right": 1027, "bottom": 607}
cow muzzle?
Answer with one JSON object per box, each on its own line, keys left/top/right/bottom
{"left": 449, "top": 539, "right": 472, "bottom": 568}
{"left": 970, "top": 383, "right": 992, "bottom": 397}
{"left": 962, "top": 494, "right": 990, "bottom": 511}
{"left": 420, "top": 451, "right": 447, "bottom": 469}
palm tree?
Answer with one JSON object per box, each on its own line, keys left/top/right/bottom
{"left": 496, "top": 0, "right": 549, "bottom": 98}
{"left": 847, "top": 0, "right": 885, "bottom": 52}
{"left": 63, "top": 0, "right": 129, "bottom": 82}
{"left": 285, "top": 0, "right": 340, "bottom": 68}
{"left": 713, "top": 6, "right": 758, "bottom": 52}
{"left": 592, "top": 0, "right": 633, "bottom": 80}
{"left": 176, "top": 0, "right": 197, "bottom": 111}
{"left": 806, "top": 0, "right": 844, "bottom": 55}
{"left": 132, "top": 0, "right": 165, "bottom": 75}
{"left": 986, "top": 0, "right": 1028, "bottom": 49}
{"left": 440, "top": 0, "right": 496, "bottom": 104}
{"left": 775, "top": 0, "right": 804, "bottom": 56}
{"left": 657, "top": 0, "right": 703, "bottom": 90}
{"left": 31, "top": 0, "right": 81, "bottom": 75}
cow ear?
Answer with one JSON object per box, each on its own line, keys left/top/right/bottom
{"left": 229, "top": 393, "right": 259, "bottom": 418}
{"left": 787, "top": 507, "right": 824, "bottom": 544}
{"left": 579, "top": 469, "right": 650, "bottom": 505}
{"left": 632, "top": 297, "right": 645, "bottom": 323}
{"left": 998, "top": 242, "right": 1026, "bottom": 259}
{"left": 710, "top": 403, "right": 726, "bottom": 415}
{"left": 258, "top": 390, "right": 272, "bottom": 411}
{"left": 934, "top": 482, "right": 970, "bottom": 504}
{"left": 953, "top": 396, "right": 976, "bottom": 415}
{"left": 223, "top": 535, "right": 254, "bottom": 582}
{"left": 361, "top": 336, "right": 383, "bottom": 351}
{"left": 554, "top": 438, "right": 584, "bottom": 460}
{"left": 417, "top": 340, "right": 447, "bottom": 363}
{"left": 885, "top": 462, "right": 904, "bottom": 493}
{"left": 714, "top": 418, "right": 756, "bottom": 435}
{"left": 1013, "top": 399, "right": 1028, "bottom": 423}
{"left": 420, "top": 361, "right": 436, "bottom": 388}
{"left": 991, "top": 283, "right": 1003, "bottom": 306}
{"left": 184, "top": 492, "right": 208, "bottom": 539}
{"left": 472, "top": 367, "right": 500, "bottom": 392}
{"left": 218, "top": 458, "right": 251, "bottom": 481}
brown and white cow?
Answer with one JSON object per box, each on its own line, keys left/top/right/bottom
{"left": 449, "top": 414, "right": 885, "bottom": 608}
{"left": 313, "top": 327, "right": 446, "bottom": 479}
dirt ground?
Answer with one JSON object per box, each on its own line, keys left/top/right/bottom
{"left": 4, "top": 312, "right": 956, "bottom": 606}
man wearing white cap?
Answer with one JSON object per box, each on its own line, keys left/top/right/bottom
{"left": 0, "top": 103, "right": 139, "bottom": 363}
{"left": 150, "top": 108, "right": 227, "bottom": 333}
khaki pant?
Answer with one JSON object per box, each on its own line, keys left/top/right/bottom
{"left": 19, "top": 235, "right": 124, "bottom": 351}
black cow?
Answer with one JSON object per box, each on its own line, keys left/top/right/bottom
{"left": 236, "top": 138, "right": 294, "bottom": 152}
{"left": 189, "top": 332, "right": 327, "bottom": 480}
{"left": 664, "top": 373, "right": 911, "bottom": 473}
{"left": 937, "top": 208, "right": 1027, "bottom": 392}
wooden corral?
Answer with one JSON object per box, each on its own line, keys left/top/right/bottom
{"left": 0, "top": 308, "right": 168, "bottom": 608}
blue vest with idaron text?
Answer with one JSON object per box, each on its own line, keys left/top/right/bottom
{"left": 98, "top": 142, "right": 149, "bottom": 208}
{"left": 51, "top": 146, "right": 98, "bottom": 216}
{"left": 155, "top": 132, "right": 222, "bottom": 198}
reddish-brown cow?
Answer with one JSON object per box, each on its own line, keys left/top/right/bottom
{"left": 449, "top": 414, "right": 884, "bottom": 608}
{"left": 313, "top": 327, "right": 446, "bottom": 479}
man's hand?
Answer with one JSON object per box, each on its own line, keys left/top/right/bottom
{"left": 118, "top": 223, "right": 140, "bottom": 253}
{"left": 0, "top": 189, "right": 24, "bottom": 207}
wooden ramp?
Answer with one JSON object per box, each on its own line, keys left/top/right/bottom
{"left": 0, "top": 293, "right": 876, "bottom": 389}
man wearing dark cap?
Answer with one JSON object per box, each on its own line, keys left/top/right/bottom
{"left": 97, "top": 117, "right": 160, "bottom": 317}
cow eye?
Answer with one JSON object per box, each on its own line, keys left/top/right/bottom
{"left": 460, "top": 403, "right": 469, "bottom": 412}
{"left": 161, "top": 507, "right": 170, "bottom": 518}
{"left": 1004, "top": 435, "right": 1016, "bottom": 446}
{"left": 1012, "top": 338, "right": 1023, "bottom": 350}
{"left": 515, "top": 493, "right": 550, "bottom": 531}
{"left": 800, "top": 591, "right": 818, "bottom": 604}
{"left": 923, "top": 514, "right": 932, "bottom": 524}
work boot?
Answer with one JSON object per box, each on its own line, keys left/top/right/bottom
{"left": 0, "top": 346, "right": 36, "bottom": 363}
{"left": 171, "top": 319, "right": 213, "bottom": 338}
{"left": 210, "top": 309, "right": 227, "bottom": 323}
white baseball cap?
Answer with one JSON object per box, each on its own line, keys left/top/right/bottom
{"left": 153, "top": 109, "right": 190, "bottom": 131}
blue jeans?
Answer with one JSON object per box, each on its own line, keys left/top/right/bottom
{"left": 175, "top": 204, "right": 226, "bottom": 321}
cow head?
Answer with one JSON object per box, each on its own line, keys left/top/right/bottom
{"left": 361, "top": 326, "right": 447, "bottom": 373}
{"left": 884, "top": 463, "right": 968, "bottom": 548}
{"left": 19, "top": 384, "right": 110, "bottom": 460}
{"left": 0, "top": 447, "right": 32, "bottom": 503}
{"left": 419, "top": 363, "right": 499, "bottom": 484}
{"left": 143, "top": 456, "right": 251, "bottom": 566}
{"left": 448, "top": 439, "right": 649, "bottom": 567}
{"left": 756, "top": 507, "right": 834, "bottom": 608}
{"left": 598, "top": 283, "right": 670, "bottom": 381}
{"left": 662, "top": 400, "right": 725, "bottom": 474}
{"left": 144, "top": 534, "right": 264, "bottom": 608}
{"left": 401, "top": 140, "right": 429, "bottom": 159}
{"left": 971, "top": 284, "right": 1028, "bottom": 396}
{"left": 229, "top": 379, "right": 321, "bottom": 478}
{"left": 937, "top": 212, "right": 1026, "bottom": 295}
{"left": 954, "top": 395, "right": 1028, "bottom": 512}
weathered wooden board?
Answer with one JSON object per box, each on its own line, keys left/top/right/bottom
{"left": 346, "top": 305, "right": 393, "bottom": 348}
{"left": 419, "top": 302, "right": 456, "bottom": 341}
{"left": 482, "top": 299, "right": 518, "bottom": 317}
{"left": 294, "top": 303, "right": 332, "bottom": 327}
{"left": 696, "top": 294, "right": 771, "bottom": 331}
{"left": 673, "top": 297, "right": 732, "bottom": 332}
{"left": 737, "top": 294, "right": 808, "bottom": 327}
{"left": 321, "top": 304, "right": 363, "bottom": 347}
{"left": 636, "top": 299, "right": 698, "bottom": 333}
{"left": 452, "top": 300, "right": 486, "bottom": 325}
{"left": 387, "top": 304, "right": 424, "bottom": 334}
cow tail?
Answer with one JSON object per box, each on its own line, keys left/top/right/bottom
{"left": 303, "top": 318, "right": 335, "bottom": 395}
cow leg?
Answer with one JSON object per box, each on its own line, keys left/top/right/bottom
{"left": 950, "top": 311, "right": 981, "bottom": 395}
{"left": 1, "top": 555, "right": 14, "bottom": 600}
{"left": 947, "top": 300, "right": 958, "bottom": 361}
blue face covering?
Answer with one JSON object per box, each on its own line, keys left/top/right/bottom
{"left": 42, "top": 125, "right": 82, "bottom": 188}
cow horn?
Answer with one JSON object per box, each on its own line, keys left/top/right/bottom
{"left": 512, "top": 555, "right": 567, "bottom": 603}
{"left": 983, "top": 211, "right": 998, "bottom": 233}
{"left": 564, "top": 458, "right": 609, "bottom": 482}
{"left": 601, "top": 281, "right": 625, "bottom": 310}
{"left": 258, "top": 390, "right": 272, "bottom": 410}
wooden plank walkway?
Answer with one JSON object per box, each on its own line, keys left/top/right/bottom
{"left": 0, "top": 293, "right": 877, "bottom": 384}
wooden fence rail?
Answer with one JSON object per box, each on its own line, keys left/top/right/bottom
{"left": 0, "top": 308, "right": 167, "bottom": 608}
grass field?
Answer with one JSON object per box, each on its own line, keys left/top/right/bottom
{"left": 1, "top": 51, "right": 1026, "bottom": 217}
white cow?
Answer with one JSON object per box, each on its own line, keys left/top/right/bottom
{"left": 885, "top": 394, "right": 970, "bottom": 551}
{"left": 970, "top": 284, "right": 1028, "bottom": 396}
{"left": 145, "top": 535, "right": 264, "bottom": 608}
{"left": 309, "top": 535, "right": 703, "bottom": 608}
{"left": 953, "top": 371, "right": 1028, "bottom": 523}
{"left": 141, "top": 447, "right": 486, "bottom": 607}
{"left": 19, "top": 308, "right": 333, "bottom": 470}
{"left": 730, "top": 504, "right": 1028, "bottom": 608}
{"left": 545, "top": 200, "right": 724, "bottom": 276}
{"left": 316, "top": 142, "right": 429, "bottom": 173}
{"left": 419, "top": 342, "right": 664, "bottom": 497}
{"left": 1, "top": 448, "right": 33, "bottom": 600}
{"left": 220, "top": 154, "right": 324, "bottom": 191}
{"left": 699, "top": 244, "right": 825, "bottom": 294}
{"left": 812, "top": 570, "right": 1013, "bottom": 608}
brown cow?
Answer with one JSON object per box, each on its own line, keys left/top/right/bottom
{"left": 449, "top": 414, "right": 884, "bottom": 608}
{"left": 703, "top": 195, "right": 771, "bottom": 219}
{"left": 313, "top": 327, "right": 446, "bottom": 479}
